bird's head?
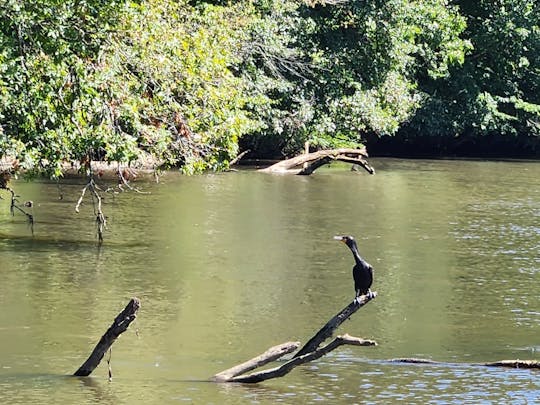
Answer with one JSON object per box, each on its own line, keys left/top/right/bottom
{"left": 334, "top": 235, "right": 356, "bottom": 249}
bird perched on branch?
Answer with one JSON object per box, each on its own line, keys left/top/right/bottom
{"left": 334, "top": 235, "right": 374, "bottom": 301}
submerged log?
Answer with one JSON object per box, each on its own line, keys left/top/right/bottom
{"left": 482, "top": 360, "right": 540, "bottom": 369}
{"left": 390, "top": 358, "right": 540, "bottom": 369}
{"left": 74, "top": 297, "right": 140, "bottom": 377}
{"left": 259, "top": 148, "right": 375, "bottom": 175}
{"left": 212, "top": 293, "right": 377, "bottom": 383}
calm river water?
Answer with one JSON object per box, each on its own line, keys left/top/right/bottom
{"left": 0, "top": 158, "right": 539, "bottom": 404}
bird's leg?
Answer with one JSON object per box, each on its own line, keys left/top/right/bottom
{"left": 354, "top": 290, "right": 361, "bottom": 304}
{"left": 354, "top": 289, "right": 375, "bottom": 304}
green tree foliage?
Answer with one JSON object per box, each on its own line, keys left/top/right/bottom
{"left": 0, "top": 0, "right": 263, "bottom": 175}
{"left": 239, "top": 0, "right": 470, "bottom": 156}
{"left": 0, "top": 0, "right": 130, "bottom": 176}
{"left": 0, "top": 0, "right": 538, "bottom": 175}
{"left": 401, "top": 0, "right": 540, "bottom": 154}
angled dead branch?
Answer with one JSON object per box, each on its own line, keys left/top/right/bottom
{"left": 213, "top": 341, "right": 300, "bottom": 382}
{"left": 228, "top": 334, "right": 376, "bottom": 384}
{"left": 212, "top": 293, "right": 377, "bottom": 383}
{"left": 294, "top": 292, "right": 377, "bottom": 358}
{"left": 74, "top": 298, "right": 140, "bottom": 377}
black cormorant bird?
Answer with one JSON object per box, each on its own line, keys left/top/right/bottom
{"left": 334, "top": 235, "right": 373, "bottom": 300}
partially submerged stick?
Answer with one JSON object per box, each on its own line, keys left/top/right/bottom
{"left": 229, "top": 334, "right": 376, "bottom": 383}
{"left": 390, "top": 358, "right": 540, "bottom": 369}
{"left": 484, "top": 360, "right": 540, "bottom": 369}
{"left": 212, "top": 293, "right": 378, "bottom": 383}
{"left": 74, "top": 298, "right": 140, "bottom": 377}
{"left": 213, "top": 341, "right": 300, "bottom": 382}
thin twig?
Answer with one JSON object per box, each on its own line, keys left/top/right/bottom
{"left": 75, "top": 183, "right": 90, "bottom": 213}
{"left": 75, "top": 178, "right": 107, "bottom": 244}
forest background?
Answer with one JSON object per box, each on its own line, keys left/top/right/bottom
{"left": 0, "top": 0, "right": 539, "bottom": 177}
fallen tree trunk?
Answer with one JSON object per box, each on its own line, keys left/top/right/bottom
{"left": 212, "top": 293, "right": 377, "bottom": 383}
{"left": 74, "top": 297, "right": 140, "bottom": 377}
{"left": 390, "top": 358, "right": 540, "bottom": 369}
{"left": 483, "top": 360, "right": 540, "bottom": 369}
{"left": 259, "top": 148, "right": 375, "bottom": 175}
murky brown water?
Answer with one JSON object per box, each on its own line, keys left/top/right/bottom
{"left": 1, "top": 158, "right": 539, "bottom": 404}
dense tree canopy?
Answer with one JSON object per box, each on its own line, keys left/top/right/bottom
{"left": 0, "top": 0, "right": 538, "bottom": 177}
{"left": 391, "top": 0, "right": 540, "bottom": 156}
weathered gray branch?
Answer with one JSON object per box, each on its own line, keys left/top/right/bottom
{"left": 213, "top": 341, "right": 300, "bottom": 382}
{"left": 229, "top": 334, "right": 376, "bottom": 383}
{"left": 212, "top": 293, "right": 377, "bottom": 383}
{"left": 294, "top": 292, "right": 377, "bottom": 358}
{"left": 259, "top": 148, "right": 375, "bottom": 175}
{"left": 74, "top": 298, "right": 140, "bottom": 377}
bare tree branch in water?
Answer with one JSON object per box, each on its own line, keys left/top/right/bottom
{"left": 75, "top": 176, "right": 107, "bottom": 244}
{"left": 74, "top": 298, "right": 140, "bottom": 378}
{"left": 1, "top": 169, "right": 34, "bottom": 234}
{"left": 213, "top": 293, "right": 378, "bottom": 383}
{"left": 218, "top": 334, "right": 376, "bottom": 383}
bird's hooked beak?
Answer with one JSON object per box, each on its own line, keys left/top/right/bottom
{"left": 333, "top": 235, "right": 346, "bottom": 244}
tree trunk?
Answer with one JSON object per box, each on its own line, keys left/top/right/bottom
{"left": 259, "top": 148, "right": 375, "bottom": 175}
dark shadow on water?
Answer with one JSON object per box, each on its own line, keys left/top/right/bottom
{"left": 0, "top": 232, "right": 150, "bottom": 250}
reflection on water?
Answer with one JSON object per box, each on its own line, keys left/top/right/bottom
{"left": 0, "top": 159, "right": 539, "bottom": 404}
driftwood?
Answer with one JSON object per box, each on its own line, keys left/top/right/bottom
{"left": 391, "top": 357, "right": 540, "bottom": 370}
{"left": 213, "top": 292, "right": 377, "bottom": 383}
{"left": 74, "top": 297, "right": 140, "bottom": 377}
{"left": 259, "top": 148, "right": 375, "bottom": 175}
{"left": 483, "top": 360, "right": 540, "bottom": 369}
{"left": 294, "top": 292, "right": 377, "bottom": 358}
{"left": 213, "top": 341, "right": 301, "bottom": 382}
{"left": 223, "top": 334, "right": 376, "bottom": 383}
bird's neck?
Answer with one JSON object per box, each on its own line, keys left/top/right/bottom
{"left": 350, "top": 243, "right": 364, "bottom": 265}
